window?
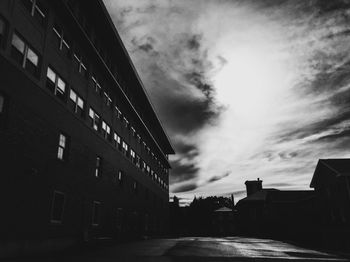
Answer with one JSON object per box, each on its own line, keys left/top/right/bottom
{"left": 115, "top": 106, "right": 121, "bottom": 119}
{"left": 146, "top": 165, "right": 151, "bottom": 176}
{"left": 0, "top": 17, "right": 7, "bottom": 48}
{"left": 142, "top": 161, "right": 146, "bottom": 173}
{"left": 133, "top": 181, "right": 138, "bottom": 194}
{"left": 92, "top": 76, "right": 102, "bottom": 94}
{"left": 57, "top": 133, "right": 69, "bottom": 160}
{"left": 73, "top": 51, "right": 88, "bottom": 77}
{"left": 88, "top": 108, "right": 100, "bottom": 131}
{"left": 130, "top": 149, "right": 136, "bottom": 164}
{"left": 11, "top": 33, "right": 40, "bottom": 76}
{"left": 103, "top": 91, "right": 112, "bottom": 107}
{"left": 92, "top": 201, "right": 100, "bottom": 226}
{"left": 136, "top": 155, "right": 140, "bottom": 168}
{"left": 117, "top": 170, "right": 123, "bottom": 185}
{"left": 22, "top": 0, "right": 47, "bottom": 26}
{"left": 46, "top": 67, "right": 66, "bottom": 101}
{"left": 113, "top": 132, "right": 122, "bottom": 150}
{"left": 0, "top": 93, "right": 7, "bottom": 127}
{"left": 102, "top": 121, "right": 111, "bottom": 140}
{"left": 123, "top": 117, "right": 129, "bottom": 129}
{"left": 137, "top": 134, "right": 141, "bottom": 144}
{"left": 131, "top": 127, "right": 136, "bottom": 137}
{"left": 0, "top": 94, "right": 4, "bottom": 114}
{"left": 69, "top": 89, "right": 84, "bottom": 116}
{"left": 53, "top": 23, "right": 71, "bottom": 58}
{"left": 51, "top": 191, "right": 65, "bottom": 223}
{"left": 95, "top": 156, "right": 101, "bottom": 177}
{"left": 122, "top": 141, "right": 129, "bottom": 157}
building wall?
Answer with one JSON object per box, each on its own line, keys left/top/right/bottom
{"left": 0, "top": 0, "right": 172, "bottom": 249}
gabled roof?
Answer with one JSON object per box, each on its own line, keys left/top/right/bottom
{"left": 238, "top": 189, "right": 278, "bottom": 203}
{"left": 310, "top": 159, "right": 350, "bottom": 187}
{"left": 237, "top": 189, "right": 315, "bottom": 205}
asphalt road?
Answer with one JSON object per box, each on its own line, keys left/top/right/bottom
{"left": 6, "top": 237, "right": 350, "bottom": 262}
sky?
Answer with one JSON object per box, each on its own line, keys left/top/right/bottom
{"left": 103, "top": 0, "right": 350, "bottom": 205}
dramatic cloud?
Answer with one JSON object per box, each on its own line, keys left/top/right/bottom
{"left": 104, "top": 0, "right": 350, "bottom": 203}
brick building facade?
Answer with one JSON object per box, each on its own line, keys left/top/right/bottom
{"left": 0, "top": 0, "right": 174, "bottom": 255}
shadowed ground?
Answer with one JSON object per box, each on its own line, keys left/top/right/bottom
{"left": 5, "top": 237, "right": 349, "bottom": 262}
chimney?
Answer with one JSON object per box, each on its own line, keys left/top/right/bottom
{"left": 245, "top": 178, "right": 263, "bottom": 196}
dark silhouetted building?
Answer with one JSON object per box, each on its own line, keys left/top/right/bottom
{"left": 310, "top": 159, "right": 350, "bottom": 250}
{"left": 212, "top": 207, "right": 235, "bottom": 235}
{"left": 0, "top": 0, "right": 174, "bottom": 255}
{"left": 236, "top": 179, "right": 318, "bottom": 242}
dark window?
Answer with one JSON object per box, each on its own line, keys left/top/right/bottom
{"left": 0, "top": 16, "right": 7, "bottom": 48}
{"left": 69, "top": 89, "right": 84, "bottom": 117}
{"left": 92, "top": 201, "right": 100, "bottom": 226}
{"left": 46, "top": 67, "right": 66, "bottom": 101}
{"left": 130, "top": 149, "right": 136, "bottom": 164}
{"left": 73, "top": 51, "right": 88, "bottom": 77}
{"left": 114, "top": 106, "right": 121, "bottom": 119}
{"left": 103, "top": 91, "right": 112, "bottom": 107}
{"left": 102, "top": 121, "right": 111, "bottom": 140}
{"left": 95, "top": 156, "right": 101, "bottom": 177}
{"left": 113, "top": 132, "right": 121, "bottom": 149}
{"left": 22, "top": 0, "right": 47, "bottom": 26}
{"left": 122, "top": 141, "right": 129, "bottom": 157}
{"left": 136, "top": 155, "right": 140, "bottom": 168}
{"left": 0, "top": 93, "right": 8, "bottom": 127}
{"left": 123, "top": 117, "right": 129, "bottom": 129}
{"left": 133, "top": 181, "right": 138, "bottom": 194}
{"left": 51, "top": 191, "right": 65, "bottom": 223}
{"left": 11, "top": 33, "right": 40, "bottom": 77}
{"left": 57, "top": 133, "right": 69, "bottom": 160}
{"left": 0, "top": 94, "right": 4, "bottom": 114}
{"left": 131, "top": 127, "right": 136, "bottom": 137}
{"left": 117, "top": 170, "right": 123, "bottom": 185}
{"left": 141, "top": 160, "right": 146, "bottom": 173}
{"left": 53, "top": 23, "right": 71, "bottom": 58}
{"left": 88, "top": 108, "right": 101, "bottom": 131}
{"left": 92, "top": 76, "right": 102, "bottom": 94}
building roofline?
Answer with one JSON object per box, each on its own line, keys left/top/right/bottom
{"left": 96, "top": 0, "right": 175, "bottom": 155}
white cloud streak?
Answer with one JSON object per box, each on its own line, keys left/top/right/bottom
{"left": 103, "top": 0, "right": 350, "bottom": 203}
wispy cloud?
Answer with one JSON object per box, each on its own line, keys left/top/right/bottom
{"left": 104, "top": 0, "right": 350, "bottom": 203}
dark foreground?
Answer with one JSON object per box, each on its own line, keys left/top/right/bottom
{"left": 5, "top": 237, "right": 349, "bottom": 262}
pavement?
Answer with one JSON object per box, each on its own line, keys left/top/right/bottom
{"left": 5, "top": 237, "right": 350, "bottom": 262}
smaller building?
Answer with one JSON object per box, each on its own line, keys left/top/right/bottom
{"left": 236, "top": 179, "right": 318, "bottom": 243}
{"left": 212, "top": 207, "right": 235, "bottom": 235}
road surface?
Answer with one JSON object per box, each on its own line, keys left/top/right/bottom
{"left": 6, "top": 237, "right": 349, "bottom": 261}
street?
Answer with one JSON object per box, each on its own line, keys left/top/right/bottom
{"left": 6, "top": 237, "right": 349, "bottom": 262}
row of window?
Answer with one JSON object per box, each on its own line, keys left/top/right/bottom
{"left": 4, "top": 7, "right": 169, "bottom": 180}
{"left": 51, "top": 190, "right": 165, "bottom": 229}
{"left": 17, "top": 2, "right": 170, "bottom": 176}
{"left": 56, "top": 132, "right": 168, "bottom": 191}
{"left": 51, "top": 191, "right": 101, "bottom": 225}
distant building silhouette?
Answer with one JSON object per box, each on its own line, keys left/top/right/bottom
{"left": 236, "top": 179, "right": 319, "bottom": 242}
